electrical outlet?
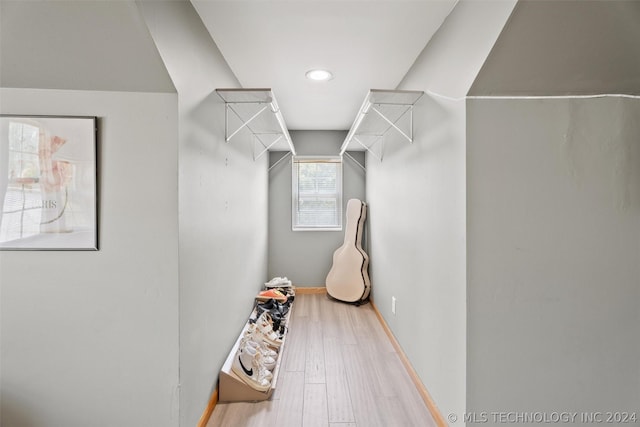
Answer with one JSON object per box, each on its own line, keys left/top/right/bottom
{"left": 392, "top": 296, "right": 396, "bottom": 315}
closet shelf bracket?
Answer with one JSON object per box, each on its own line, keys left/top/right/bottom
{"left": 216, "top": 88, "right": 297, "bottom": 160}
{"left": 340, "top": 89, "right": 424, "bottom": 161}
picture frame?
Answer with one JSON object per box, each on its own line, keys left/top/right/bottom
{"left": 0, "top": 115, "right": 98, "bottom": 250}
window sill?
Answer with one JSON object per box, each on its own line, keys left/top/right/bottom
{"left": 292, "top": 227, "right": 342, "bottom": 232}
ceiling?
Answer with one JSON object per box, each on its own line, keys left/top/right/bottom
{"left": 191, "top": 0, "right": 458, "bottom": 131}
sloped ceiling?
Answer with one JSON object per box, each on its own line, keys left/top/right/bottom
{"left": 191, "top": 0, "right": 457, "bottom": 130}
{"left": 469, "top": 0, "right": 640, "bottom": 96}
{"left": 399, "top": 0, "right": 517, "bottom": 98}
{"left": 4, "top": 0, "right": 636, "bottom": 131}
{"left": 0, "top": 0, "right": 175, "bottom": 93}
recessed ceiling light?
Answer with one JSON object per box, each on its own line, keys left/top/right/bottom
{"left": 306, "top": 69, "right": 333, "bottom": 81}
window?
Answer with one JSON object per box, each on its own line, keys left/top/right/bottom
{"left": 292, "top": 156, "right": 342, "bottom": 231}
{"left": 1, "top": 121, "right": 43, "bottom": 242}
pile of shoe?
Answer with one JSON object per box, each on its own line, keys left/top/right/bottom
{"left": 255, "top": 281, "right": 294, "bottom": 335}
{"left": 231, "top": 278, "right": 297, "bottom": 393}
{"left": 231, "top": 311, "right": 283, "bottom": 392}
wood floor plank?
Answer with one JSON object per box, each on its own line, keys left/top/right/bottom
{"left": 324, "top": 336, "right": 355, "bottom": 423}
{"left": 333, "top": 302, "right": 358, "bottom": 345}
{"left": 346, "top": 302, "right": 373, "bottom": 339}
{"left": 275, "top": 343, "right": 289, "bottom": 383}
{"left": 293, "top": 291, "right": 309, "bottom": 319}
{"left": 207, "top": 401, "right": 279, "bottom": 427}
{"left": 275, "top": 371, "right": 305, "bottom": 427}
{"left": 318, "top": 296, "right": 342, "bottom": 339}
{"left": 303, "top": 383, "right": 330, "bottom": 427}
{"left": 305, "top": 320, "right": 326, "bottom": 384}
{"left": 283, "top": 317, "right": 307, "bottom": 372}
{"left": 383, "top": 352, "right": 438, "bottom": 426}
{"left": 206, "top": 402, "right": 228, "bottom": 427}
{"left": 244, "top": 400, "right": 280, "bottom": 427}
{"left": 374, "top": 395, "right": 419, "bottom": 427}
{"left": 341, "top": 343, "right": 386, "bottom": 427}
{"left": 307, "top": 293, "right": 322, "bottom": 321}
{"left": 360, "top": 304, "right": 395, "bottom": 353}
{"left": 353, "top": 337, "right": 396, "bottom": 398}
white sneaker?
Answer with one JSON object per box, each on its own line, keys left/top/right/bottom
{"left": 253, "top": 351, "right": 274, "bottom": 379}
{"left": 231, "top": 344, "right": 272, "bottom": 392}
{"left": 255, "top": 313, "right": 283, "bottom": 347}
{"left": 265, "top": 276, "right": 292, "bottom": 288}
{"left": 244, "top": 323, "right": 281, "bottom": 353}
{"left": 237, "top": 336, "right": 275, "bottom": 378}
{"left": 243, "top": 331, "right": 278, "bottom": 359}
{"left": 242, "top": 337, "right": 277, "bottom": 371}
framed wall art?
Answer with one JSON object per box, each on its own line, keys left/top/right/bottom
{"left": 0, "top": 115, "right": 98, "bottom": 250}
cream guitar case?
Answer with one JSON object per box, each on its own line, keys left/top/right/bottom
{"left": 326, "top": 199, "right": 370, "bottom": 304}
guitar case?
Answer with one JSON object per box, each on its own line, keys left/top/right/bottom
{"left": 326, "top": 199, "right": 370, "bottom": 304}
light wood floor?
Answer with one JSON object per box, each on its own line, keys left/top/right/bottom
{"left": 208, "top": 293, "right": 437, "bottom": 427}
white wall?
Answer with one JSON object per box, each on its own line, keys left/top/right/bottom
{"left": 366, "top": 0, "right": 516, "bottom": 422}
{"left": 0, "top": 88, "right": 179, "bottom": 427}
{"left": 137, "top": 2, "right": 269, "bottom": 425}
{"left": 268, "top": 131, "right": 366, "bottom": 286}
{"left": 467, "top": 97, "right": 640, "bottom": 421}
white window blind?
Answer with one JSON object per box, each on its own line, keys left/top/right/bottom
{"left": 292, "top": 156, "right": 342, "bottom": 231}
